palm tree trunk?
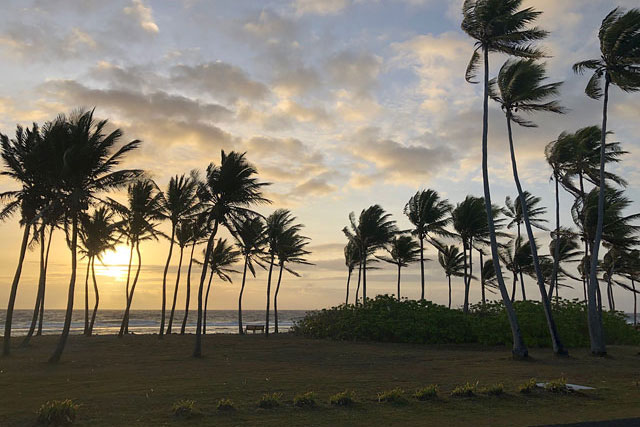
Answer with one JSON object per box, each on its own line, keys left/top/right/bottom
{"left": 362, "top": 251, "right": 368, "bottom": 306}
{"left": 88, "top": 256, "right": 99, "bottom": 336}
{"left": 355, "top": 260, "right": 362, "bottom": 304}
{"left": 119, "top": 241, "right": 142, "bottom": 337}
{"left": 238, "top": 254, "right": 249, "bottom": 334}
{"left": 632, "top": 279, "right": 637, "bottom": 326}
{"left": 166, "top": 245, "right": 184, "bottom": 334}
{"left": 265, "top": 252, "right": 275, "bottom": 337}
{"left": 464, "top": 238, "right": 474, "bottom": 314}
{"left": 587, "top": 76, "right": 609, "bottom": 356}
{"left": 123, "top": 244, "right": 134, "bottom": 335}
{"left": 448, "top": 275, "right": 452, "bottom": 309}
{"left": 203, "top": 269, "right": 214, "bottom": 335}
{"left": 462, "top": 242, "right": 469, "bottom": 313}
{"left": 194, "top": 221, "right": 218, "bottom": 357}
{"left": 517, "top": 222, "right": 526, "bottom": 301}
{"left": 506, "top": 114, "right": 566, "bottom": 355}
{"left": 159, "top": 226, "right": 176, "bottom": 338}
{"left": 37, "top": 226, "right": 53, "bottom": 336}
{"left": 396, "top": 264, "right": 401, "bottom": 301}
{"left": 548, "top": 173, "right": 561, "bottom": 301}
{"left": 83, "top": 258, "right": 91, "bottom": 336}
{"left": 345, "top": 268, "right": 352, "bottom": 305}
{"left": 49, "top": 214, "right": 78, "bottom": 363}
{"left": 181, "top": 241, "right": 196, "bottom": 335}
{"left": 479, "top": 250, "right": 485, "bottom": 305}
{"left": 511, "top": 272, "right": 517, "bottom": 303}
{"left": 274, "top": 263, "right": 284, "bottom": 333}
{"left": 419, "top": 236, "right": 425, "bottom": 300}
{"left": 3, "top": 224, "right": 31, "bottom": 357}
{"left": 22, "top": 225, "right": 47, "bottom": 347}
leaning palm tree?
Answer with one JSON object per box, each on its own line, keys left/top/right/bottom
{"left": 621, "top": 250, "right": 640, "bottom": 325}
{"left": 343, "top": 205, "right": 398, "bottom": 306}
{"left": 377, "top": 235, "right": 420, "bottom": 301}
{"left": 499, "top": 238, "right": 533, "bottom": 303}
{"left": 181, "top": 212, "right": 208, "bottom": 335}
{"left": 202, "top": 239, "right": 241, "bottom": 335}
{"left": 547, "top": 228, "right": 582, "bottom": 300}
{"left": 166, "top": 219, "right": 191, "bottom": 335}
{"left": 573, "top": 7, "right": 640, "bottom": 355}
{"left": 193, "top": 151, "right": 269, "bottom": 357}
{"left": 233, "top": 216, "right": 266, "bottom": 334}
{"left": 404, "top": 189, "right": 452, "bottom": 299}
{"left": 436, "top": 244, "right": 466, "bottom": 309}
{"left": 462, "top": 0, "right": 547, "bottom": 358}
{"left": 343, "top": 240, "right": 360, "bottom": 305}
{"left": 160, "top": 174, "right": 198, "bottom": 336}
{"left": 490, "top": 58, "right": 567, "bottom": 355}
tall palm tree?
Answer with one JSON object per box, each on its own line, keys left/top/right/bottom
{"left": 166, "top": 219, "right": 190, "bottom": 335}
{"left": 193, "top": 151, "right": 269, "bottom": 357}
{"left": 343, "top": 240, "right": 360, "bottom": 305}
{"left": 181, "top": 212, "right": 208, "bottom": 335}
{"left": 343, "top": 205, "right": 398, "bottom": 306}
{"left": 499, "top": 237, "right": 533, "bottom": 303}
{"left": 160, "top": 174, "right": 198, "bottom": 336}
{"left": 436, "top": 244, "right": 466, "bottom": 309}
{"left": 462, "top": 0, "right": 547, "bottom": 358}
{"left": 377, "top": 235, "right": 420, "bottom": 301}
{"left": 490, "top": 58, "right": 567, "bottom": 354}
{"left": 273, "top": 228, "right": 311, "bottom": 333}
{"left": 202, "top": 239, "right": 240, "bottom": 335}
{"left": 621, "top": 250, "right": 640, "bottom": 325}
{"left": 233, "top": 216, "right": 266, "bottom": 334}
{"left": 547, "top": 228, "right": 582, "bottom": 300}
{"left": 404, "top": 189, "right": 452, "bottom": 299}
{"left": 573, "top": 7, "right": 640, "bottom": 355}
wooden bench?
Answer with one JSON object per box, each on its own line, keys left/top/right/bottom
{"left": 245, "top": 325, "right": 265, "bottom": 334}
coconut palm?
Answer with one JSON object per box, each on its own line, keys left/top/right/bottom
{"left": 573, "top": 7, "right": 640, "bottom": 355}
{"left": 547, "top": 228, "right": 582, "bottom": 300}
{"left": 233, "top": 216, "right": 266, "bottom": 334}
{"left": 166, "top": 219, "right": 191, "bottom": 335}
{"left": 181, "top": 212, "right": 208, "bottom": 335}
{"left": 343, "top": 240, "right": 360, "bottom": 305}
{"left": 404, "top": 189, "right": 452, "bottom": 299}
{"left": 462, "top": 0, "right": 547, "bottom": 358}
{"left": 621, "top": 250, "right": 640, "bottom": 325}
{"left": 436, "top": 244, "right": 466, "bottom": 309}
{"left": 160, "top": 174, "right": 198, "bottom": 336}
{"left": 193, "top": 151, "right": 269, "bottom": 357}
{"left": 202, "top": 239, "right": 241, "bottom": 335}
{"left": 343, "top": 205, "right": 398, "bottom": 306}
{"left": 377, "top": 235, "right": 420, "bottom": 301}
{"left": 499, "top": 238, "right": 533, "bottom": 302}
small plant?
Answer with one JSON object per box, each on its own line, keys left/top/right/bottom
{"left": 413, "top": 385, "right": 439, "bottom": 401}
{"left": 451, "top": 382, "right": 477, "bottom": 397}
{"left": 544, "top": 378, "right": 570, "bottom": 393}
{"left": 258, "top": 392, "right": 282, "bottom": 409}
{"left": 37, "top": 399, "right": 78, "bottom": 426}
{"left": 481, "top": 383, "right": 505, "bottom": 396}
{"left": 329, "top": 390, "right": 356, "bottom": 406}
{"left": 293, "top": 392, "right": 317, "bottom": 407}
{"left": 172, "top": 399, "right": 198, "bottom": 418}
{"left": 377, "top": 388, "right": 408, "bottom": 404}
{"left": 216, "top": 398, "right": 235, "bottom": 411}
{"left": 518, "top": 378, "right": 537, "bottom": 394}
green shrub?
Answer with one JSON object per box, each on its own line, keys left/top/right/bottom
{"left": 413, "top": 385, "right": 439, "bottom": 401}
{"left": 293, "top": 392, "right": 316, "bottom": 407}
{"left": 258, "top": 393, "right": 282, "bottom": 409}
{"left": 377, "top": 388, "right": 407, "bottom": 404}
{"left": 481, "top": 383, "right": 505, "bottom": 396}
{"left": 216, "top": 398, "right": 235, "bottom": 411}
{"left": 329, "top": 390, "right": 356, "bottom": 406}
{"left": 518, "top": 378, "right": 537, "bottom": 394}
{"left": 544, "top": 378, "right": 570, "bottom": 393}
{"left": 451, "top": 382, "right": 477, "bottom": 397}
{"left": 36, "top": 399, "right": 78, "bottom": 426}
{"left": 171, "top": 399, "right": 198, "bottom": 418}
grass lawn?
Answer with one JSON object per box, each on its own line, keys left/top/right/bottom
{"left": 1, "top": 334, "right": 639, "bottom": 426}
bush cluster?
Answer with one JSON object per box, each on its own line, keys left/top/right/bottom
{"left": 36, "top": 399, "right": 78, "bottom": 426}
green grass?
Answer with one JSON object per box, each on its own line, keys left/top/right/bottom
{"left": 216, "top": 398, "right": 235, "bottom": 411}
{"left": 518, "top": 378, "right": 537, "bottom": 394}
{"left": 258, "top": 393, "right": 282, "bottom": 409}
{"left": 413, "top": 385, "right": 439, "bottom": 401}
{"left": 328, "top": 390, "right": 356, "bottom": 406}
{"left": 171, "top": 399, "right": 199, "bottom": 418}
{"left": 293, "top": 392, "right": 317, "bottom": 407}
{"left": 376, "top": 388, "right": 407, "bottom": 404}
{"left": 36, "top": 399, "right": 78, "bottom": 426}
{"left": 451, "top": 382, "right": 478, "bottom": 397}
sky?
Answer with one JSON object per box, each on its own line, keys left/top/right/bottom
{"left": 0, "top": 0, "right": 639, "bottom": 313}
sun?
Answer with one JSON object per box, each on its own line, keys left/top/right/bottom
{"left": 96, "top": 245, "right": 131, "bottom": 281}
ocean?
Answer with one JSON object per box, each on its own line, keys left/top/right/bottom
{"left": 0, "top": 309, "right": 311, "bottom": 336}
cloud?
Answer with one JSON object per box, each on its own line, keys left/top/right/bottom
{"left": 0, "top": 23, "right": 99, "bottom": 61}
{"left": 124, "top": 0, "right": 159, "bottom": 34}
{"left": 326, "top": 50, "right": 382, "bottom": 97}
{"left": 294, "top": 0, "right": 350, "bottom": 16}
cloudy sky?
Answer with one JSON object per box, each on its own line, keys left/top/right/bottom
{"left": 1, "top": 0, "right": 639, "bottom": 313}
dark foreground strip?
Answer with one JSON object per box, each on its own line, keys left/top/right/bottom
{"left": 537, "top": 419, "right": 640, "bottom": 427}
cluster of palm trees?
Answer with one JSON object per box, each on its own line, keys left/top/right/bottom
{"left": 1, "top": 109, "right": 311, "bottom": 362}
{"left": 342, "top": 2, "right": 640, "bottom": 358}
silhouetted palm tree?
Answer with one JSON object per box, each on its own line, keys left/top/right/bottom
{"left": 404, "top": 189, "right": 452, "bottom": 299}
{"left": 343, "top": 240, "right": 360, "bottom": 305}
{"left": 621, "top": 250, "right": 640, "bottom": 325}
{"left": 202, "top": 239, "right": 240, "bottom": 335}
{"left": 573, "top": 7, "right": 640, "bottom": 355}
{"left": 462, "top": 0, "right": 547, "bottom": 358}
{"left": 499, "top": 238, "right": 533, "bottom": 303}
{"left": 193, "top": 151, "right": 269, "bottom": 357}
{"left": 436, "top": 244, "right": 466, "bottom": 308}
{"left": 166, "top": 219, "right": 191, "bottom": 335}
{"left": 377, "top": 235, "right": 420, "bottom": 301}
{"left": 547, "top": 228, "right": 582, "bottom": 300}
{"left": 181, "top": 213, "right": 208, "bottom": 335}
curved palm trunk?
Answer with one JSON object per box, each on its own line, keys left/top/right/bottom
{"left": 464, "top": 238, "right": 474, "bottom": 314}
{"left": 166, "top": 245, "right": 184, "bottom": 334}
{"left": 506, "top": 114, "right": 566, "bottom": 355}
{"left": 181, "top": 241, "right": 196, "bottom": 335}
{"left": 119, "top": 241, "right": 142, "bottom": 337}
{"left": 548, "top": 174, "right": 561, "bottom": 301}
{"left": 274, "top": 263, "right": 284, "bottom": 333}
{"left": 419, "top": 236, "right": 425, "bottom": 300}
{"left": 362, "top": 252, "right": 368, "bottom": 306}
{"left": 49, "top": 215, "right": 78, "bottom": 363}
{"left": 123, "top": 244, "right": 134, "bottom": 335}
{"left": 37, "top": 226, "right": 53, "bottom": 336}
{"left": 481, "top": 48, "right": 527, "bottom": 358}
{"left": 2, "top": 224, "right": 31, "bottom": 357}
{"left": 448, "top": 275, "right": 452, "bottom": 309}
{"left": 355, "top": 261, "right": 362, "bottom": 304}
{"left": 479, "top": 250, "right": 485, "bottom": 305}
{"left": 462, "top": 242, "right": 469, "bottom": 313}
{"left": 88, "top": 257, "right": 99, "bottom": 336}
{"left": 516, "top": 223, "right": 526, "bottom": 301}
{"left": 396, "top": 264, "right": 401, "bottom": 301}
{"left": 345, "top": 268, "right": 352, "bottom": 305}
{"left": 22, "top": 226, "right": 47, "bottom": 347}
{"left": 203, "top": 269, "right": 214, "bottom": 335}
{"left": 632, "top": 279, "right": 637, "bottom": 326}
{"left": 511, "top": 271, "right": 517, "bottom": 303}
{"left": 159, "top": 226, "right": 176, "bottom": 338}
{"left": 193, "top": 221, "right": 218, "bottom": 357}
{"left": 238, "top": 254, "right": 249, "bottom": 334}
{"left": 83, "top": 258, "right": 91, "bottom": 336}
{"left": 586, "top": 77, "right": 609, "bottom": 356}
{"left": 265, "top": 252, "right": 275, "bottom": 337}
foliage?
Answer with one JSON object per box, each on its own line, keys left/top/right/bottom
{"left": 413, "top": 385, "right": 439, "bottom": 401}
{"left": 329, "top": 390, "right": 356, "bottom": 406}
{"left": 171, "top": 399, "right": 198, "bottom": 418}
{"left": 481, "top": 383, "right": 505, "bottom": 396}
{"left": 36, "top": 399, "right": 78, "bottom": 426}
{"left": 518, "top": 378, "right": 537, "bottom": 394}
{"left": 216, "top": 398, "right": 235, "bottom": 411}
{"left": 376, "top": 388, "right": 408, "bottom": 404}
{"left": 293, "top": 392, "right": 317, "bottom": 407}
{"left": 544, "top": 378, "right": 570, "bottom": 393}
{"left": 258, "top": 393, "right": 282, "bottom": 409}
{"left": 451, "top": 382, "right": 477, "bottom": 397}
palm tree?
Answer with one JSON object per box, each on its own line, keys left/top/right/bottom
{"left": 377, "top": 235, "right": 420, "bottom": 301}
{"left": 621, "top": 250, "right": 640, "bottom": 325}
{"left": 202, "top": 239, "right": 240, "bottom": 335}
{"left": 343, "top": 240, "right": 360, "bottom": 305}
{"left": 193, "top": 151, "right": 269, "bottom": 357}
{"left": 273, "top": 227, "right": 311, "bottom": 333}
{"left": 499, "top": 238, "right": 533, "bottom": 302}
{"left": 233, "top": 216, "right": 266, "bottom": 334}
{"left": 462, "top": 0, "right": 547, "bottom": 358}
{"left": 160, "top": 174, "right": 198, "bottom": 336}
{"left": 166, "top": 219, "right": 190, "bottom": 335}
{"left": 181, "top": 213, "right": 208, "bottom": 335}
{"left": 547, "top": 228, "right": 582, "bottom": 300}
{"left": 343, "top": 205, "right": 398, "bottom": 306}
{"left": 404, "top": 189, "right": 452, "bottom": 299}
{"left": 490, "top": 58, "right": 567, "bottom": 354}
{"left": 573, "top": 7, "right": 640, "bottom": 355}
{"left": 436, "top": 244, "right": 466, "bottom": 309}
